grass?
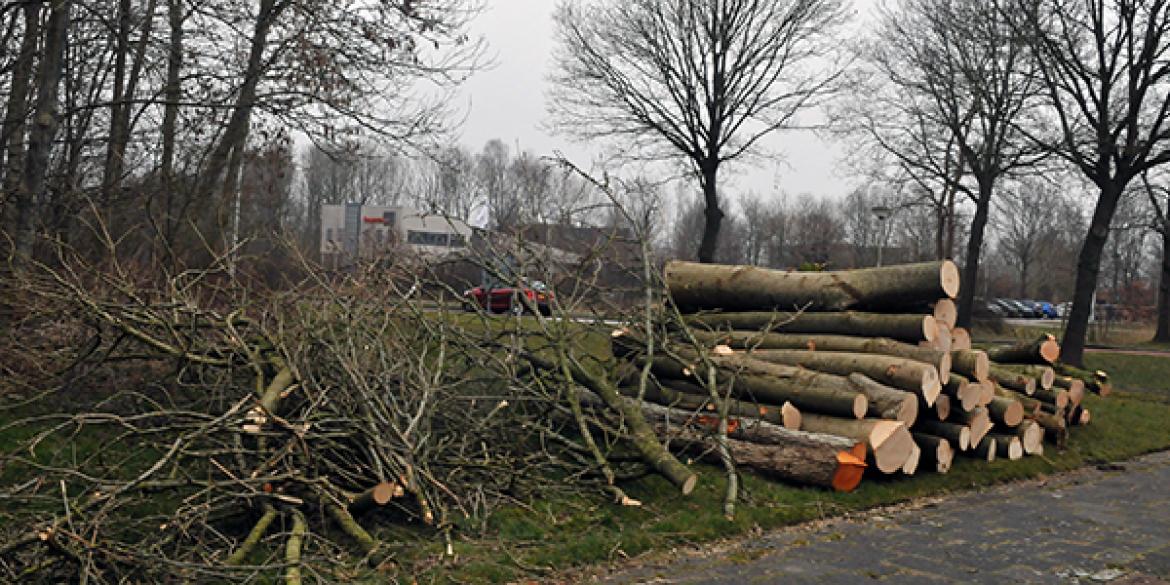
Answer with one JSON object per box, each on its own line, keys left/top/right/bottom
{"left": 376, "top": 349, "right": 1170, "bottom": 583}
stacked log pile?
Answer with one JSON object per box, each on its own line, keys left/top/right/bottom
{"left": 615, "top": 260, "right": 1105, "bottom": 493}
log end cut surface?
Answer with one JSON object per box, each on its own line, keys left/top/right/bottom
{"left": 832, "top": 451, "right": 867, "bottom": 492}
{"left": 940, "top": 260, "right": 960, "bottom": 299}
{"left": 782, "top": 402, "right": 802, "bottom": 430}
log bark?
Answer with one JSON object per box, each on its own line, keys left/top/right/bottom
{"left": 996, "top": 364, "right": 1056, "bottom": 389}
{"left": 644, "top": 352, "right": 870, "bottom": 419}
{"left": 798, "top": 414, "right": 914, "bottom": 474}
{"left": 942, "top": 374, "right": 981, "bottom": 412}
{"left": 987, "top": 396, "right": 1024, "bottom": 428}
{"left": 1016, "top": 419, "right": 1044, "bottom": 455}
{"left": 948, "top": 406, "right": 993, "bottom": 447}
{"left": 1032, "top": 387, "right": 1070, "bottom": 410}
{"left": 687, "top": 330, "right": 951, "bottom": 378}
{"left": 665, "top": 260, "right": 960, "bottom": 313}
{"left": 951, "top": 350, "right": 990, "bottom": 382}
{"left": 971, "top": 436, "right": 998, "bottom": 462}
{"left": 1030, "top": 411, "right": 1069, "bottom": 450}
{"left": 1053, "top": 376, "right": 1086, "bottom": 407}
{"left": 991, "top": 383, "right": 1043, "bottom": 416}
{"left": 348, "top": 482, "right": 404, "bottom": 516}
{"left": 1053, "top": 363, "right": 1112, "bottom": 396}
{"left": 986, "top": 335, "right": 1060, "bottom": 365}
{"left": 285, "top": 509, "right": 307, "bottom": 585}
{"left": 986, "top": 435, "right": 1024, "bottom": 461}
{"left": 619, "top": 380, "right": 801, "bottom": 430}
{"left": 849, "top": 373, "right": 918, "bottom": 424}
{"left": 913, "top": 419, "right": 971, "bottom": 451}
{"left": 988, "top": 365, "right": 1037, "bottom": 395}
{"left": 630, "top": 394, "right": 821, "bottom": 448}
{"left": 652, "top": 423, "right": 868, "bottom": 492}
{"left": 743, "top": 350, "right": 940, "bottom": 406}
{"left": 683, "top": 311, "right": 937, "bottom": 343}
{"left": 912, "top": 433, "right": 954, "bottom": 473}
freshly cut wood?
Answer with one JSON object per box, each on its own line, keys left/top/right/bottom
{"left": 912, "top": 433, "right": 954, "bottom": 473}
{"left": 992, "top": 383, "right": 1044, "bottom": 416}
{"left": 971, "top": 436, "right": 998, "bottom": 462}
{"left": 933, "top": 299, "right": 958, "bottom": 329}
{"left": 951, "top": 350, "right": 990, "bottom": 382}
{"left": 987, "top": 396, "right": 1024, "bottom": 428}
{"left": 348, "top": 482, "right": 404, "bottom": 515}
{"left": 684, "top": 312, "right": 937, "bottom": 343}
{"left": 1053, "top": 376, "right": 1086, "bottom": 407}
{"left": 949, "top": 406, "right": 993, "bottom": 447}
{"left": 976, "top": 381, "right": 996, "bottom": 406}
{"left": 655, "top": 423, "right": 867, "bottom": 492}
{"left": 997, "top": 364, "right": 1056, "bottom": 389}
{"left": 913, "top": 419, "right": 971, "bottom": 451}
{"left": 932, "top": 393, "right": 951, "bottom": 421}
{"left": 798, "top": 414, "right": 914, "bottom": 474}
{"left": 745, "top": 350, "right": 941, "bottom": 406}
{"left": 986, "top": 334, "right": 1060, "bottom": 365}
{"left": 901, "top": 442, "right": 922, "bottom": 475}
{"left": 1032, "top": 387, "right": 1069, "bottom": 410}
{"left": 1030, "top": 411, "right": 1068, "bottom": 449}
{"left": 687, "top": 330, "right": 952, "bottom": 379}
{"left": 950, "top": 327, "right": 972, "bottom": 351}
{"left": 988, "top": 365, "right": 1037, "bottom": 395}
{"left": 1016, "top": 420, "right": 1044, "bottom": 455}
{"left": 987, "top": 435, "right": 1024, "bottom": 460}
{"left": 942, "top": 374, "right": 981, "bottom": 412}
{"left": 619, "top": 380, "right": 802, "bottom": 430}
{"left": 850, "top": 373, "right": 918, "bottom": 424}
{"left": 664, "top": 260, "right": 960, "bottom": 313}
{"left": 639, "top": 352, "right": 871, "bottom": 419}
{"left": 921, "top": 322, "right": 953, "bottom": 352}
{"left": 1054, "top": 363, "right": 1112, "bottom": 396}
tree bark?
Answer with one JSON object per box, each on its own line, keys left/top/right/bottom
{"left": 986, "top": 335, "right": 1060, "bottom": 365}
{"left": 1, "top": 1, "right": 40, "bottom": 224}
{"left": 683, "top": 311, "right": 937, "bottom": 343}
{"left": 942, "top": 374, "right": 980, "bottom": 412}
{"left": 696, "top": 163, "right": 723, "bottom": 263}
{"left": 1158, "top": 219, "right": 1170, "bottom": 341}
{"left": 957, "top": 183, "right": 992, "bottom": 328}
{"left": 618, "top": 380, "right": 801, "bottom": 430}
{"left": 797, "top": 413, "right": 913, "bottom": 474}
{"left": 12, "top": 0, "right": 70, "bottom": 260}
{"left": 1062, "top": 182, "right": 1123, "bottom": 366}
{"left": 850, "top": 373, "right": 918, "bottom": 424}
{"left": 665, "top": 260, "right": 959, "bottom": 313}
{"left": 688, "top": 329, "right": 951, "bottom": 377}
{"left": 987, "top": 365, "right": 1037, "bottom": 395}
{"left": 970, "top": 435, "right": 997, "bottom": 462}
{"left": 995, "top": 364, "right": 1056, "bottom": 388}
{"left": 911, "top": 433, "right": 954, "bottom": 473}
{"left": 745, "top": 350, "right": 941, "bottom": 406}
{"left": 987, "top": 396, "right": 1024, "bottom": 428}
{"left": 911, "top": 419, "right": 970, "bottom": 451}
{"left": 950, "top": 350, "right": 990, "bottom": 382}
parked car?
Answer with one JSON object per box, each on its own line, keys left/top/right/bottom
{"left": 464, "top": 279, "right": 553, "bottom": 315}
{"left": 992, "top": 298, "right": 1024, "bottom": 318}
{"left": 1034, "top": 301, "right": 1059, "bottom": 319}
{"left": 1004, "top": 299, "right": 1039, "bottom": 318}
{"left": 976, "top": 298, "right": 1007, "bottom": 318}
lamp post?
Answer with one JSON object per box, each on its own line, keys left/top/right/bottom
{"left": 871, "top": 204, "right": 892, "bottom": 267}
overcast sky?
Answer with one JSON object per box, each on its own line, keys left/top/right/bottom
{"left": 451, "top": 0, "right": 861, "bottom": 206}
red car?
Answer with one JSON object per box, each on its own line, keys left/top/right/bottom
{"left": 464, "top": 280, "right": 553, "bottom": 315}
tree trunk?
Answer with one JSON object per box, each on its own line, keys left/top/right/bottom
{"left": 688, "top": 330, "right": 950, "bottom": 377}
{"left": 995, "top": 364, "right": 1056, "bottom": 389}
{"left": 987, "top": 365, "right": 1037, "bottom": 395}
{"left": 957, "top": 184, "right": 992, "bottom": 328}
{"left": 1062, "top": 183, "right": 1123, "bottom": 366}
{"left": 102, "top": 0, "right": 157, "bottom": 204}
{"left": 665, "top": 260, "right": 959, "bottom": 313}
{"left": 617, "top": 380, "right": 801, "bottom": 430}
{"left": 987, "top": 396, "right": 1024, "bottom": 428}
{"left": 850, "top": 373, "right": 918, "bottom": 424}
{"left": 684, "top": 312, "right": 937, "bottom": 343}
{"left": 1015, "top": 419, "right": 1044, "bottom": 455}
{"left": 1030, "top": 410, "right": 1068, "bottom": 450}
{"left": 912, "top": 433, "right": 954, "bottom": 473}
{"left": 797, "top": 414, "right": 913, "bottom": 474}
{"left": 950, "top": 349, "right": 990, "bottom": 382}
{"left": 1, "top": 1, "right": 40, "bottom": 218}
{"left": 986, "top": 435, "right": 1023, "bottom": 461}
{"left": 942, "top": 374, "right": 980, "bottom": 412}
{"left": 696, "top": 163, "right": 722, "bottom": 263}
{"left": 745, "top": 350, "right": 941, "bottom": 405}
{"left": 911, "top": 419, "right": 970, "bottom": 451}
{"left": 947, "top": 406, "right": 992, "bottom": 447}
{"left": 1157, "top": 221, "right": 1170, "bottom": 341}
{"left": 13, "top": 0, "right": 70, "bottom": 260}
{"left": 986, "top": 335, "right": 1060, "bottom": 365}
{"left": 933, "top": 298, "right": 957, "bottom": 328}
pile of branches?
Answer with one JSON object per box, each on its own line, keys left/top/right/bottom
{"left": 0, "top": 226, "right": 699, "bottom": 582}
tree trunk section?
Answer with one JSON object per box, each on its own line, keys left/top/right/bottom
{"left": 683, "top": 312, "right": 937, "bottom": 343}
{"left": 912, "top": 433, "right": 954, "bottom": 473}
{"left": 987, "top": 335, "right": 1060, "bottom": 365}
{"left": 987, "top": 396, "right": 1024, "bottom": 428}
{"left": 1016, "top": 419, "right": 1044, "bottom": 455}
{"left": 957, "top": 187, "right": 991, "bottom": 328}
{"left": 849, "top": 373, "right": 918, "bottom": 424}
{"left": 933, "top": 299, "right": 957, "bottom": 329}
{"left": 1061, "top": 183, "right": 1123, "bottom": 366}
{"left": 696, "top": 164, "right": 722, "bottom": 263}
{"left": 951, "top": 350, "right": 990, "bottom": 382}
{"left": 666, "top": 260, "right": 959, "bottom": 313}
{"left": 618, "top": 380, "right": 801, "bottom": 430}
{"left": 745, "top": 350, "right": 940, "bottom": 406}
{"left": 798, "top": 414, "right": 913, "bottom": 474}
{"left": 1157, "top": 222, "right": 1170, "bottom": 342}
{"left": 913, "top": 419, "right": 971, "bottom": 451}
{"left": 687, "top": 330, "right": 951, "bottom": 377}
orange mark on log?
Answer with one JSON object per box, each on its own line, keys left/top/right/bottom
{"left": 697, "top": 415, "right": 739, "bottom": 434}
{"left": 807, "top": 341, "right": 816, "bottom": 351}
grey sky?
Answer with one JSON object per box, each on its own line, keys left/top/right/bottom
{"left": 453, "top": 0, "right": 859, "bottom": 206}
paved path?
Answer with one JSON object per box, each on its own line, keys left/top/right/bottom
{"left": 597, "top": 451, "right": 1170, "bottom": 584}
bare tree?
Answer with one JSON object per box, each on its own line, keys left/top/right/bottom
{"left": 848, "top": 0, "right": 1043, "bottom": 328}
{"left": 1141, "top": 171, "right": 1170, "bottom": 341}
{"left": 995, "top": 180, "right": 1067, "bottom": 297}
{"left": 787, "top": 194, "right": 844, "bottom": 267}
{"left": 549, "top": 0, "right": 846, "bottom": 263}
{"left": 1012, "top": 0, "right": 1170, "bottom": 365}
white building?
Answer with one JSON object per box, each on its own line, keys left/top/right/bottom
{"left": 320, "top": 204, "right": 472, "bottom": 260}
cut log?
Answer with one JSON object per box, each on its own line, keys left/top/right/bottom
{"left": 348, "top": 482, "right": 404, "bottom": 515}
{"left": 987, "top": 434, "right": 1024, "bottom": 460}
{"left": 1053, "top": 376, "right": 1086, "bottom": 407}
{"left": 942, "top": 374, "right": 981, "bottom": 412}
{"left": 686, "top": 330, "right": 952, "bottom": 379}
{"left": 850, "top": 373, "right": 918, "bottom": 424}
{"left": 913, "top": 419, "right": 971, "bottom": 451}
{"left": 949, "top": 406, "right": 993, "bottom": 447}
{"left": 1030, "top": 411, "right": 1069, "bottom": 450}
{"left": 933, "top": 299, "right": 958, "bottom": 329}
{"left": 987, "top": 396, "right": 1024, "bottom": 428}
{"left": 992, "top": 383, "right": 1043, "bottom": 416}
{"left": 637, "top": 352, "right": 871, "bottom": 420}
{"left": 986, "top": 334, "right": 1060, "bottom": 365}
{"left": 971, "top": 436, "right": 998, "bottom": 462}
{"left": 1032, "top": 387, "right": 1069, "bottom": 410}
{"left": 912, "top": 433, "right": 954, "bottom": 473}
{"left": 951, "top": 350, "right": 990, "bottom": 382}
{"left": 683, "top": 311, "right": 937, "bottom": 343}
{"left": 1015, "top": 419, "right": 1044, "bottom": 455}
{"left": 996, "top": 364, "right": 1056, "bottom": 389}
{"left": 619, "top": 380, "right": 802, "bottom": 430}
{"left": 655, "top": 423, "right": 867, "bottom": 492}
{"left": 988, "top": 365, "right": 1037, "bottom": 395}
{"left": 798, "top": 414, "right": 914, "bottom": 474}
{"left": 901, "top": 442, "right": 922, "bottom": 475}
{"left": 1054, "top": 363, "right": 1112, "bottom": 396}
{"left": 951, "top": 327, "right": 972, "bottom": 351}
{"left": 921, "top": 321, "right": 953, "bottom": 353}
{"left": 664, "top": 260, "right": 960, "bottom": 313}
{"left": 976, "top": 381, "right": 996, "bottom": 407}
{"left": 932, "top": 393, "right": 951, "bottom": 421}
{"left": 744, "top": 350, "right": 941, "bottom": 406}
